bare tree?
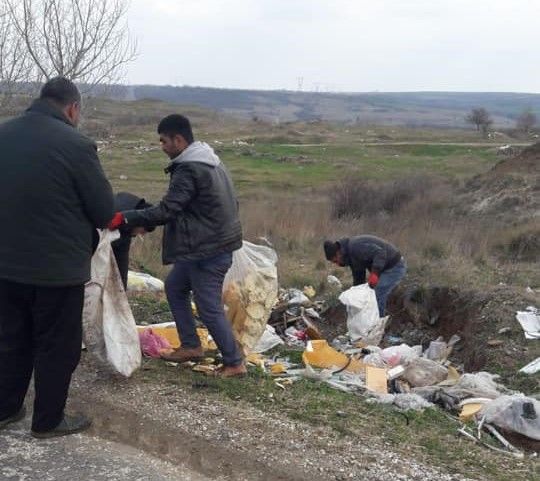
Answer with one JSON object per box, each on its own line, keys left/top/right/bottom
{"left": 0, "top": 2, "right": 32, "bottom": 108}
{"left": 516, "top": 109, "right": 537, "bottom": 134}
{"left": 465, "top": 107, "right": 493, "bottom": 134}
{"left": 6, "top": 0, "right": 137, "bottom": 89}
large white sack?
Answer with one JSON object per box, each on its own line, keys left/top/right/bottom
{"left": 339, "top": 284, "right": 386, "bottom": 345}
{"left": 82, "top": 230, "right": 141, "bottom": 377}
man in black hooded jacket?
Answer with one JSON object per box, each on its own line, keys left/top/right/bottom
{"left": 324, "top": 235, "right": 406, "bottom": 317}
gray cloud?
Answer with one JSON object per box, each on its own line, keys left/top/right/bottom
{"left": 125, "top": 0, "right": 540, "bottom": 92}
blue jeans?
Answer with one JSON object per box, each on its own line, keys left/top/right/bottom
{"left": 374, "top": 259, "right": 406, "bottom": 317}
{"left": 165, "top": 252, "right": 242, "bottom": 367}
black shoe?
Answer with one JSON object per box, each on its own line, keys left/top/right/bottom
{"left": 0, "top": 406, "right": 26, "bottom": 430}
{"left": 31, "top": 414, "right": 91, "bottom": 439}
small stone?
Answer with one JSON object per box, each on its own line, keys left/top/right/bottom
{"left": 498, "top": 327, "right": 511, "bottom": 335}
{"left": 487, "top": 339, "right": 504, "bottom": 347}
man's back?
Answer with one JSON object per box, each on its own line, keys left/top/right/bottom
{"left": 0, "top": 99, "right": 113, "bottom": 286}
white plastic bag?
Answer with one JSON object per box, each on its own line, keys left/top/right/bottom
{"left": 478, "top": 395, "right": 540, "bottom": 441}
{"left": 127, "top": 271, "right": 164, "bottom": 292}
{"left": 222, "top": 241, "right": 278, "bottom": 355}
{"left": 339, "top": 284, "right": 385, "bottom": 345}
{"left": 82, "top": 230, "right": 141, "bottom": 377}
{"left": 253, "top": 325, "right": 284, "bottom": 353}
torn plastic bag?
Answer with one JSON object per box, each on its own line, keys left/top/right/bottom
{"left": 82, "top": 230, "right": 141, "bottom": 377}
{"left": 381, "top": 344, "right": 421, "bottom": 366}
{"left": 402, "top": 357, "right": 448, "bottom": 387}
{"left": 367, "top": 393, "right": 434, "bottom": 411}
{"left": 222, "top": 241, "right": 278, "bottom": 355}
{"left": 413, "top": 371, "right": 505, "bottom": 410}
{"left": 478, "top": 395, "right": 540, "bottom": 441}
{"left": 253, "top": 324, "right": 284, "bottom": 353}
{"left": 339, "top": 284, "right": 386, "bottom": 345}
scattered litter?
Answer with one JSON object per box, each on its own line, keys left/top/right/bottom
{"left": 498, "top": 327, "right": 511, "bottom": 335}
{"left": 127, "top": 271, "right": 165, "bottom": 292}
{"left": 515, "top": 306, "right": 540, "bottom": 339}
{"left": 519, "top": 357, "right": 540, "bottom": 374}
{"left": 487, "top": 339, "right": 504, "bottom": 347}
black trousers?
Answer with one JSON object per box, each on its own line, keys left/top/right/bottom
{"left": 0, "top": 279, "right": 84, "bottom": 432}
{"left": 112, "top": 237, "right": 131, "bottom": 290}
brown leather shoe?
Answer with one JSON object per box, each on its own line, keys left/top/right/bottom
{"left": 211, "top": 363, "right": 247, "bottom": 378}
{"left": 161, "top": 346, "right": 204, "bottom": 363}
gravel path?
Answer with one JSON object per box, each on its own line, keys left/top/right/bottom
{"left": 67, "top": 357, "right": 475, "bottom": 481}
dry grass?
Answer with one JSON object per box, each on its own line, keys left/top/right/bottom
{"left": 127, "top": 174, "right": 537, "bottom": 291}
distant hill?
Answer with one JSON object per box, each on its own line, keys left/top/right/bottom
{"left": 107, "top": 85, "right": 540, "bottom": 127}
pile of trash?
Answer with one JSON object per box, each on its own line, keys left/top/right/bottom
{"left": 247, "top": 284, "right": 540, "bottom": 457}
{"left": 111, "top": 239, "right": 539, "bottom": 457}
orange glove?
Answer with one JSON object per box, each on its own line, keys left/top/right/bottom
{"left": 107, "top": 212, "right": 125, "bottom": 230}
{"left": 368, "top": 272, "right": 379, "bottom": 288}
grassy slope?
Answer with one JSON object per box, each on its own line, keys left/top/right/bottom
{"left": 94, "top": 99, "right": 538, "bottom": 477}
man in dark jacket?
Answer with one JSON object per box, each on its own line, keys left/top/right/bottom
{"left": 108, "top": 114, "right": 245, "bottom": 377}
{"left": 0, "top": 78, "right": 114, "bottom": 438}
{"left": 324, "top": 235, "right": 406, "bottom": 317}
{"left": 111, "top": 192, "right": 154, "bottom": 289}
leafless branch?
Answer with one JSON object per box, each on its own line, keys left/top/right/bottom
{"left": 5, "top": 0, "right": 137, "bottom": 92}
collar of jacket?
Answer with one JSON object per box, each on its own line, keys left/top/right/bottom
{"left": 164, "top": 161, "right": 177, "bottom": 175}
{"left": 337, "top": 237, "right": 351, "bottom": 266}
{"left": 26, "top": 98, "right": 74, "bottom": 127}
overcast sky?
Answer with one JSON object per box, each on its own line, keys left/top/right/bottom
{"left": 125, "top": 0, "right": 540, "bottom": 93}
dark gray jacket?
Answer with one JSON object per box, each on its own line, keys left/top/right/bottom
{"left": 339, "top": 235, "right": 402, "bottom": 285}
{"left": 0, "top": 99, "right": 114, "bottom": 286}
{"left": 123, "top": 142, "right": 242, "bottom": 263}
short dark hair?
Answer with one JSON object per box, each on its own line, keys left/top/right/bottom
{"left": 157, "top": 114, "right": 194, "bottom": 144}
{"left": 323, "top": 240, "right": 340, "bottom": 261}
{"left": 40, "top": 77, "right": 81, "bottom": 106}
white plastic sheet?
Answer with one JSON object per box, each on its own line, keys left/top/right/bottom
{"left": 82, "top": 230, "right": 141, "bottom": 377}
{"left": 516, "top": 306, "right": 540, "bottom": 339}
